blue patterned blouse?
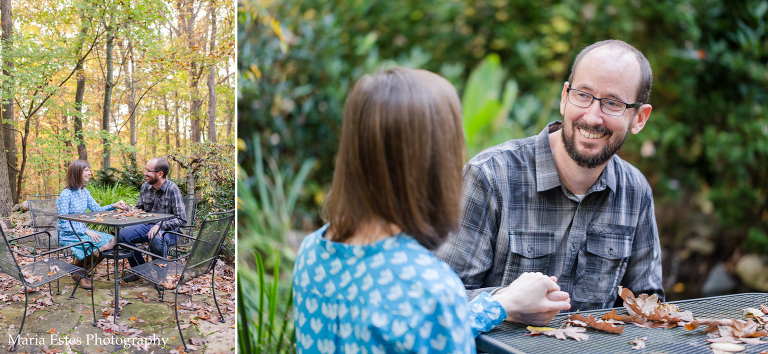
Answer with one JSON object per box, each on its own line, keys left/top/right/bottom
{"left": 293, "top": 224, "right": 506, "bottom": 354}
{"left": 56, "top": 187, "right": 115, "bottom": 244}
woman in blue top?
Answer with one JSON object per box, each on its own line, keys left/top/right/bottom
{"left": 292, "top": 68, "right": 571, "bottom": 353}
{"left": 57, "top": 159, "right": 127, "bottom": 290}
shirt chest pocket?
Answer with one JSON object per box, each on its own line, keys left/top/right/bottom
{"left": 503, "top": 231, "right": 555, "bottom": 284}
{"left": 574, "top": 223, "right": 634, "bottom": 304}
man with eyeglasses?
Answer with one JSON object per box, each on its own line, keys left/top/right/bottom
{"left": 435, "top": 40, "right": 663, "bottom": 318}
{"left": 120, "top": 157, "right": 187, "bottom": 281}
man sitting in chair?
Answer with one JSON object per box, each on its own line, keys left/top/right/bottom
{"left": 120, "top": 157, "right": 187, "bottom": 282}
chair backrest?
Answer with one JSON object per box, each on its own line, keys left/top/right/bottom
{"left": 179, "top": 209, "right": 234, "bottom": 286}
{"left": 28, "top": 195, "right": 60, "bottom": 230}
{"left": 181, "top": 194, "right": 198, "bottom": 228}
{"left": 0, "top": 227, "right": 23, "bottom": 282}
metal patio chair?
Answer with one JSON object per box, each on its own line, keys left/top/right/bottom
{"left": 169, "top": 193, "right": 199, "bottom": 259}
{"left": 120, "top": 209, "right": 234, "bottom": 351}
{"left": 0, "top": 227, "right": 97, "bottom": 352}
{"left": 27, "top": 195, "right": 60, "bottom": 251}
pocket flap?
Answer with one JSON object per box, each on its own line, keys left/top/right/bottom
{"left": 509, "top": 231, "right": 555, "bottom": 258}
{"left": 586, "top": 223, "right": 634, "bottom": 260}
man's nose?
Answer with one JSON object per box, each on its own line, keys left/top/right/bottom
{"left": 583, "top": 99, "right": 605, "bottom": 125}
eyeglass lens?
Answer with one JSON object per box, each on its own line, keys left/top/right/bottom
{"left": 568, "top": 89, "right": 627, "bottom": 116}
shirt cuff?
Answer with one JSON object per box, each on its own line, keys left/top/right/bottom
{"left": 468, "top": 291, "right": 507, "bottom": 337}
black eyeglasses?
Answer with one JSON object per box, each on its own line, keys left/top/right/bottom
{"left": 144, "top": 168, "right": 160, "bottom": 173}
{"left": 566, "top": 87, "right": 642, "bottom": 117}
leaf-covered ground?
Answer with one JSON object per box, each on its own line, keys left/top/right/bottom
{"left": 0, "top": 241, "right": 235, "bottom": 354}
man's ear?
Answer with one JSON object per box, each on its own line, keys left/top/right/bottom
{"left": 630, "top": 104, "right": 652, "bottom": 135}
{"left": 559, "top": 82, "right": 569, "bottom": 116}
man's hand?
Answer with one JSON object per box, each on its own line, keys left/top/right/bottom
{"left": 492, "top": 272, "right": 571, "bottom": 326}
{"left": 147, "top": 224, "right": 161, "bottom": 239}
{"left": 85, "top": 230, "right": 103, "bottom": 243}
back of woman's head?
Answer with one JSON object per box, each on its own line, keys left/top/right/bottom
{"left": 66, "top": 159, "right": 91, "bottom": 190}
{"left": 324, "top": 67, "right": 466, "bottom": 250}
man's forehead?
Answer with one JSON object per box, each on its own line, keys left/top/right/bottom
{"left": 572, "top": 46, "right": 641, "bottom": 99}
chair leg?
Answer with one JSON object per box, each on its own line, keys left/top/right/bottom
{"left": 174, "top": 289, "right": 188, "bottom": 352}
{"left": 13, "top": 287, "right": 29, "bottom": 351}
{"left": 90, "top": 268, "right": 97, "bottom": 326}
{"left": 69, "top": 277, "right": 81, "bottom": 299}
{"left": 212, "top": 266, "right": 224, "bottom": 323}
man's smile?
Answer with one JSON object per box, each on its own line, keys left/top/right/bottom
{"left": 577, "top": 127, "right": 607, "bottom": 139}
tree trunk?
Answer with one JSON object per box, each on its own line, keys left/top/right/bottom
{"left": 207, "top": 0, "right": 217, "bottom": 143}
{"left": 163, "top": 94, "right": 170, "bottom": 151}
{"left": 177, "top": 0, "right": 204, "bottom": 144}
{"left": 74, "top": 67, "right": 87, "bottom": 160}
{"left": 101, "top": 25, "right": 115, "bottom": 170}
{"left": 1, "top": 0, "right": 17, "bottom": 206}
{"left": 120, "top": 39, "right": 137, "bottom": 167}
{"left": 174, "top": 90, "right": 181, "bottom": 177}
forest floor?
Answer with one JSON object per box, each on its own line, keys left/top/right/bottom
{"left": 0, "top": 253, "right": 235, "bottom": 354}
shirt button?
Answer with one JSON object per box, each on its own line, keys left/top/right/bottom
{"left": 527, "top": 245, "right": 533, "bottom": 253}
{"left": 609, "top": 248, "right": 614, "bottom": 255}
{"left": 570, "top": 244, "right": 576, "bottom": 251}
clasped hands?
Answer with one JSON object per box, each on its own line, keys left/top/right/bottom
{"left": 111, "top": 200, "right": 129, "bottom": 211}
{"left": 492, "top": 272, "right": 572, "bottom": 326}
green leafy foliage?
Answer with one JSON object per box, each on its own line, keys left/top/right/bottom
{"left": 86, "top": 184, "right": 140, "bottom": 233}
{"left": 238, "top": 135, "right": 315, "bottom": 272}
{"left": 238, "top": 252, "right": 295, "bottom": 354}
{"left": 241, "top": 0, "right": 768, "bottom": 258}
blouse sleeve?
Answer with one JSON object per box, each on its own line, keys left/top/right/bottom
{"left": 467, "top": 291, "right": 507, "bottom": 337}
{"left": 396, "top": 290, "right": 505, "bottom": 353}
{"left": 84, "top": 188, "right": 115, "bottom": 212}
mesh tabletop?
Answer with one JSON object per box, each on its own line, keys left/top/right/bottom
{"left": 58, "top": 211, "right": 175, "bottom": 227}
{"left": 477, "top": 293, "right": 768, "bottom": 354}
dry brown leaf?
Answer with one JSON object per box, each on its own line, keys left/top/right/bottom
{"left": 628, "top": 337, "right": 647, "bottom": 350}
{"left": 602, "top": 309, "right": 632, "bottom": 322}
{"left": 527, "top": 325, "right": 590, "bottom": 341}
{"left": 618, "top": 286, "right": 693, "bottom": 325}
{"left": 567, "top": 314, "right": 624, "bottom": 334}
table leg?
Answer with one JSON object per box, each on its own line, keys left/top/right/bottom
{"left": 114, "top": 227, "right": 120, "bottom": 321}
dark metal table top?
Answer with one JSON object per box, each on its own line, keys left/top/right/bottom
{"left": 477, "top": 293, "right": 768, "bottom": 354}
{"left": 59, "top": 210, "right": 175, "bottom": 227}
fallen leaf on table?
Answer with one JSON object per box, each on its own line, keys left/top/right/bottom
{"left": 619, "top": 286, "right": 693, "bottom": 326}
{"left": 49, "top": 328, "right": 55, "bottom": 334}
{"left": 567, "top": 314, "right": 624, "bottom": 334}
{"left": 602, "top": 309, "right": 632, "bottom": 322}
{"left": 628, "top": 337, "right": 647, "bottom": 349}
{"left": 527, "top": 325, "right": 589, "bottom": 341}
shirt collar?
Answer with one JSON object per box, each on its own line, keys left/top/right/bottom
{"left": 150, "top": 179, "right": 169, "bottom": 192}
{"left": 535, "top": 121, "right": 617, "bottom": 194}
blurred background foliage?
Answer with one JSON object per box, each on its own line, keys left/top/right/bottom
{"left": 238, "top": 0, "right": 768, "bottom": 348}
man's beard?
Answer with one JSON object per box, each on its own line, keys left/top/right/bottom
{"left": 562, "top": 119, "right": 630, "bottom": 169}
{"left": 146, "top": 176, "right": 159, "bottom": 185}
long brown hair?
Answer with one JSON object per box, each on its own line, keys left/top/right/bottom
{"left": 65, "top": 159, "right": 91, "bottom": 190}
{"left": 324, "top": 67, "right": 466, "bottom": 250}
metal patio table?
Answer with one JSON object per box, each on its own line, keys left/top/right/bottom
{"left": 477, "top": 293, "right": 768, "bottom": 354}
{"left": 59, "top": 210, "right": 174, "bottom": 321}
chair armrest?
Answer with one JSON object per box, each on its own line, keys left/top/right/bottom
{"left": 160, "top": 230, "right": 211, "bottom": 246}
{"left": 39, "top": 240, "right": 96, "bottom": 257}
{"left": 116, "top": 243, "right": 174, "bottom": 261}
{"left": 9, "top": 230, "right": 52, "bottom": 242}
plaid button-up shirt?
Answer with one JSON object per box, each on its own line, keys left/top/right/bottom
{"left": 434, "top": 121, "right": 664, "bottom": 311}
{"left": 136, "top": 179, "right": 186, "bottom": 231}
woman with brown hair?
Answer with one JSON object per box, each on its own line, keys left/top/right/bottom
{"left": 56, "top": 159, "right": 127, "bottom": 290}
{"left": 292, "top": 67, "right": 571, "bottom": 353}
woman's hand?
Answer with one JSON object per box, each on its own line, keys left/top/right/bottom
{"left": 85, "top": 230, "right": 103, "bottom": 243}
{"left": 112, "top": 200, "right": 128, "bottom": 210}
{"left": 492, "top": 272, "right": 572, "bottom": 326}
